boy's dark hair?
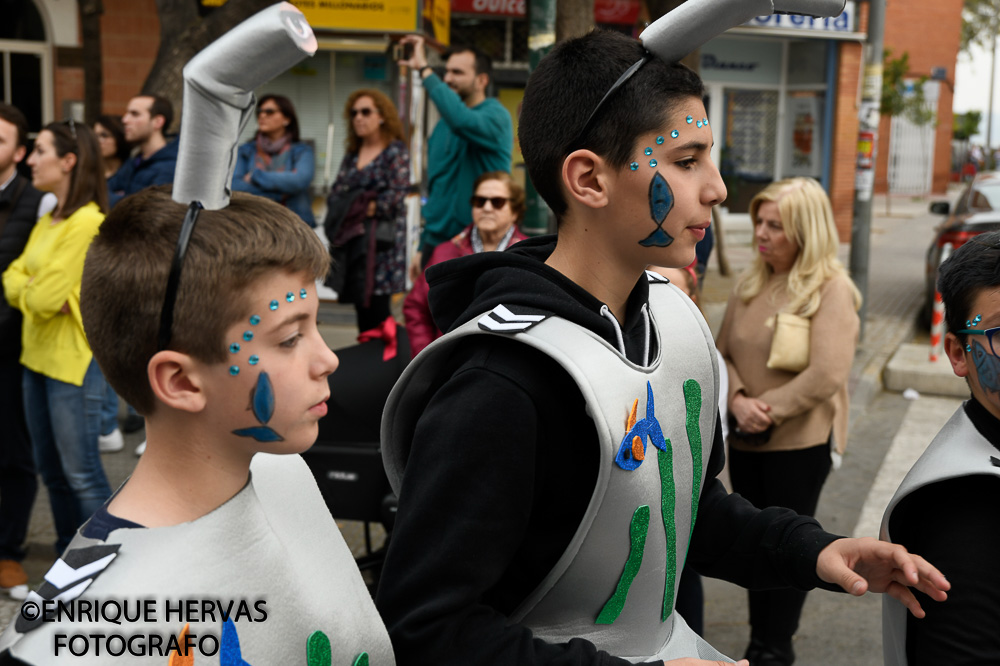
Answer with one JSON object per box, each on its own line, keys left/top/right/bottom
{"left": 443, "top": 44, "right": 492, "bottom": 81}
{"left": 518, "top": 30, "right": 704, "bottom": 218}
{"left": 81, "top": 187, "right": 330, "bottom": 415}
{"left": 44, "top": 121, "right": 108, "bottom": 218}
{"left": 0, "top": 103, "right": 29, "bottom": 148}
{"left": 938, "top": 231, "right": 1000, "bottom": 341}
{"left": 145, "top": 94, "right": 174, "bottom": 134}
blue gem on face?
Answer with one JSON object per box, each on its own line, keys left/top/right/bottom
{"left": 300, "top": 289, "right": 307, "bottom": 299}
{"left": 243, "top": 331, "right": 254, "bottom": 342}
{"left": 250, "top": 315, "right": 261, "bottom": 326}
{"left": 630, "top": 162, "right": 639, "bottom": 171}
{"left": 686, "top": 115, "right": 693, "bottom": 124}
{"left": 286, "top": 292, "right": 295, "bottom": 303}
{"left": 249, "top": 355, "right": 259, "bottom": 365}
{"left": 967, "top": 344, "right": 973, "bottom": 352}
{"left": 649, "top": 159, "right": 658, "bottom": 167}
{"left": 229, "top": 343, "right": 240, "bottom": 354}
{"left": 229, "top": 365, "right": 240, "bottom": 376}
{"left": 656, "top": 136, "right": 664, "bottom": 145}
{"left": 644, "top": 147, "right": 652, "bottom": 156}
{"left": 670, "top": 130, "right": 679, "bottom": 139}
{"left": 967, "top": 320, "right": 972, "bottom": 327}
{"left": 269, "top": 300, "right": 279, "bottom": 311}
{"left": 696, "top": 120, "right": 703, "bottom": 128}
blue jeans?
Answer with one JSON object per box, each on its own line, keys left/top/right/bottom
{"left": 100, "top": 377, "right": 118, "bottom": 436}
{"left": 23, "top": 360, "right": 113, "bottom": 554}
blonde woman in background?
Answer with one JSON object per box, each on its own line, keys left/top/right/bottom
{"left": 716, "top": 177, "right": 862, "bottom": 666}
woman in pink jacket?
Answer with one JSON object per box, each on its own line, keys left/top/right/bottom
{"left": 404, "top": 171, "right": 527, "bottom": 356}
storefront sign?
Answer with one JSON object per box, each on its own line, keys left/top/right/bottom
{"left": 451, "top": 0, "right": 525, "bottom": 17}
{"left": 289, "top": 0, "right": 419, "bottom": 33}
{"left": 594, "top": 0, "right": 640, "bottom": 26}
{"left": 425, "top": 0, "right": 451, "bottom": 44}
{"left": 745, "top": 0, "right": 855, "bottom": 34}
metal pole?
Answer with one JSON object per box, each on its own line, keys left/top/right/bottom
{"left": 849, "top": 0, "right": 886, "bottom": 341}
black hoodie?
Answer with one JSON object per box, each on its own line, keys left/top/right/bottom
{"left": 375, "top": 236, "right": 840, "bottom": 666}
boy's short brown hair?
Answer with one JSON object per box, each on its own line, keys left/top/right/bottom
{"left": 81, "top": 187, "right": 330, "bottom": 415}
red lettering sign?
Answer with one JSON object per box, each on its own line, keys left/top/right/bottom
{"left": 451, "top": 0, "right": 525, "bottom": 17}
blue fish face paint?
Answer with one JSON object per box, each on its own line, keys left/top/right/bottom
{"left": 639, "top": 172, "right": 675, "bottom": 248}
{"left": 233, "top": 371, "right": 284, "bottom": 442}
{"left": 971, "top": 340, "right": 1000, "bottom": 397}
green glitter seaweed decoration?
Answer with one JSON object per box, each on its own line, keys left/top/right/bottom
{"left": 596, "top": 504, "right": 650, "bottom": 624}
{"left": 658, "top": 447, "right": 677, "bottom": 622}
{"left": 684, "top": 379, "right": 703, "bottom": 539}
{"left": 306, "top": 631, "right": 331, "bottom": 666}
{"left": 353, "top": 653, "right": 370, "bottom": 666}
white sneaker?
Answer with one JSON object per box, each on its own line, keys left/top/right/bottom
{"left": 135, "top": 440, "right": 147, "bottom": 456}
{"left": 98, "top": 428, "right": 124, "bottom": 453}
{"left": 6, "top": 584, "right": 28, "bottom": 600}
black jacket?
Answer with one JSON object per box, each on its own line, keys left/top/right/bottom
{"left": 375, "top": 236, "right": 841, "bottom": 666}
{"left": 0, "top": 174, "right": 42, "bottom": 363}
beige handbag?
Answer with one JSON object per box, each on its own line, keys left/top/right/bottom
{"left": 766, "top": 312, "right": 811, "bottom": 373}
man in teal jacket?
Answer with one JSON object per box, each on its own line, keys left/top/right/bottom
{"left": 399, "top": 36, "right": 513, "bottom": 280}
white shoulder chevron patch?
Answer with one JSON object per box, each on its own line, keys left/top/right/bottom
{"left": 645, "top": 269, "right": 670, "bottom": 284}
{"left": 478, "top": 304, "right": 547, "bottom": 333}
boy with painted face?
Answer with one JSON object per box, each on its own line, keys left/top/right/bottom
{"left": 0, "top": 188, "right": 395, "bottom": 665}
{"left": 881, "top": 232, "right": 1000, "bottom": 665}
{"left": 376, "top": 29, "right": 947, "bottom": 666}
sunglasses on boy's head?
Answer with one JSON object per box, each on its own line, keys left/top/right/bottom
{"left": 471, "top": 196, "right": 509, "bottom": 210}
{"left": 958, "top": 325, "right": 1000, "bottom": 357}
{"left": 350, "top": 107, "right": 375, "bottom": 118}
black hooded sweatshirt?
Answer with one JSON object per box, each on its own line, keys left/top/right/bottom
{"left": 375, "top": 236, "right": 841, "bottom": 666}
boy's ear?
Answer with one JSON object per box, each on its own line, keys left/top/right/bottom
{"left": 944, "top": 332, "right": 969, "bottom": 378}
{"left": 562, "top": 149, "right": 610, "bottom": 210}
{"left": 147, "top": 351, "right": 207, "bottom": 414}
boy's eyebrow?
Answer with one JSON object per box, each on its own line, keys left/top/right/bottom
{"left": 671, "top": 140, "right": 711, "bottom": 152}
{"left": 267, "top": 311, "right": 311, "bottom": 330}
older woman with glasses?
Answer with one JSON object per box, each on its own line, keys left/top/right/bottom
{"left": 404, "top": 170, "right": 527, "bottom": 357}
{"left": 232, "top": 94, "right": 316, "bottom": 227}
{"left": 2, "top": 121, "right": 113, "bottom": 554}
{"left": 716, "top": 177, "right": 862, "bottom": 666}
{"left": 324, "top": 89, "right": 409, "bottom": 332}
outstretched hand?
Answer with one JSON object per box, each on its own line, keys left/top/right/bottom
{"left": 816, "top": 537, "right": 949, "bottom": 618}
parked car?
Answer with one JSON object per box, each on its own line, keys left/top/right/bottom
{"left": 923, "top": 172, "right": 1000, "bottom": 325}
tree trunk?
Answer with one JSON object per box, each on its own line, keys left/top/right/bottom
{"left": 555, "top": 0, "right": 593, "bottom": 42}
{"left": 143, "top": 0, "right": 275, "bottom": 132}
{"left": 79, "top": 0, "right": 103, "bottom": 124}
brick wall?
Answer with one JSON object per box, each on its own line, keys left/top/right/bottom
{"left": 830, "top": 40, "right": 862, "bottom": 241}
{"left": 49, "top": 1, "right": 159, "bottom": 120}
{"left": 876, "top": 0, "right": 963, "bottom": 194}
{"left": 100, "top": 0, "right": 160, "bottom": 115}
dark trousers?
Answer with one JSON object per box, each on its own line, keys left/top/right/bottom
{"left": 355, "top": 294, "right": 392, "bottom": 333}
{"left": 0, "top": 361, "right": 36, "bottom": 561}
{"left": 728, "top": 441, "right": 832, "bottom": 647}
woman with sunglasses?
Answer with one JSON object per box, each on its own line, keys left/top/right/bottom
{"left": 325, "top": 89, "right": 409, "bottom": 332}
{"left": 404, "top": 171, "right": 527, "bottom": 357}
{"left": 2, "top": 121, "right": 113, "bottom": 554}
{"left": 232, "top": 94, "right": 316, "bottom": 227}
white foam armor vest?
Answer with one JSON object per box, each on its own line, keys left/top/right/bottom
{"left": 383, "top": 277, "right": 734, "bottom": 662}
{"left": 0, "top": 454, "right": 394, "bottom": 665}
{"left": 880, "top": 405, "right": 1000, "bottom": 666}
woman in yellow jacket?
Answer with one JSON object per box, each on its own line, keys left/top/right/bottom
{"left": 3, "top": 121, "right": 112, "bottom": 554}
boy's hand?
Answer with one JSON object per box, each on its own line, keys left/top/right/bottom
{"left": 816, "top": 537, "right": 950, "bottom": 618}
{"left": 664, "top": 660, "right": 748, "bottom": 666}
{"left": 398, "top": 35, "right": 428, "bottom": 70}
{"left": 730, "top": 393, "right": 772, "bottom": 433}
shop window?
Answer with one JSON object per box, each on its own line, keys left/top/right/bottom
{"left": 451, "top": 17, "right": 528, "bottom": 67}
{"left": 0, "top": 0, "right": 45, "bottom": 41}
{"left": 720, "top": 89, "right": 778, "bottom": 212}
{"left": 787, "top": 41, "right": 827, "bottom": 85}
